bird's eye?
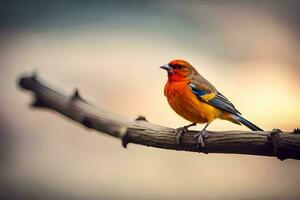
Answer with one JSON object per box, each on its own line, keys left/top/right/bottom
{"left": 177, "top": 65, "right": 183, "bottom": 69}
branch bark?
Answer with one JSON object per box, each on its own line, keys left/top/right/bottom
{"left": 18, "top": 73, "right": 300, "bottom": 161}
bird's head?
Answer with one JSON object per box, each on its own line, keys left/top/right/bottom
{"left": 160, "top": 59, "right": 197, "bottom": 82}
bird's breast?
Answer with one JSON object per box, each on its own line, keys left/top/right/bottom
{"left": 164, "top": 81, "right": 221, "bottom": 123}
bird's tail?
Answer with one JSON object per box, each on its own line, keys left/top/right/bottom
{"left": 232, "top": 115, "right": 263, "bottom": 131}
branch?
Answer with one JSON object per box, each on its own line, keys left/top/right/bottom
{"left": 17, "top": 73, "right": 300, "bottom": 161}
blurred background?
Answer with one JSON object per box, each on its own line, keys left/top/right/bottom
{"left": 1, "top": 0, "right": 300, "bottom": 199}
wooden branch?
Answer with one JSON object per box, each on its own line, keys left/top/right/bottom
{"left": 17, "top": 73, "right": 300, "bottom": 161}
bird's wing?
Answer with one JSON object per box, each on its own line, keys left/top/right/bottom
{"left": 189, "top": 78, "right": 241, "bottom": 115}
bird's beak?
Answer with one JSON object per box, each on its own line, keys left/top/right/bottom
{"left": 160, "top": 64, "right": 172, "bottom": 71}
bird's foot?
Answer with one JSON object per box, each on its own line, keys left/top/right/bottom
{"left": 174, "top": 123, "right": 196, "bottom": 147}
{"left": 175, "top": 127, "right": 188, "bottom": 147}
{"left": 194, "top": 130, "right": 210, "bottom": 148}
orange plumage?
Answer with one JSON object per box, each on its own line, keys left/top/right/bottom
{"left": 160, "top": 59, "right": 262, "bottom": 147}
{"left": 164, "top": 79, "right": 222, "bottom": 123}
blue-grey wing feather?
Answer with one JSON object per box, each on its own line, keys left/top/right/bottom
{"left": 189, "top": 83, "right": 241, "bottom": 115}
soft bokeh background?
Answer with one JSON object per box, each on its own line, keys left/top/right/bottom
{"left": 1, "top": 0, "right": 300, "bottom": 199}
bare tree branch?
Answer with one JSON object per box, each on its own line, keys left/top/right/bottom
{"left": 17, "top": 73, "right": 300, "bottom": 161}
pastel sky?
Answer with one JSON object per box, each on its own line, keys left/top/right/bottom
{"left": 1, "top": 1, "right": 300, "bottom": 199}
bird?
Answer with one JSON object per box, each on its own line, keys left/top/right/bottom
{"left": 160, "top": 59, "right": 263, "bottom": 148}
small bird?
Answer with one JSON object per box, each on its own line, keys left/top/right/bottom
{"left": 160, "top": 59, "right": 263, "bottom": 148}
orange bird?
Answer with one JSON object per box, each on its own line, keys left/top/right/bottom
{"left": 160, "top": 59, "right": 263, "bottom": 148}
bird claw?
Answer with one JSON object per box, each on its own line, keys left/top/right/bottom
{"left": 175, "top": 126, "right": 189, "bottom": 147}
{"left": 194, "top": 131, "right": 210, "bottom": 148}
